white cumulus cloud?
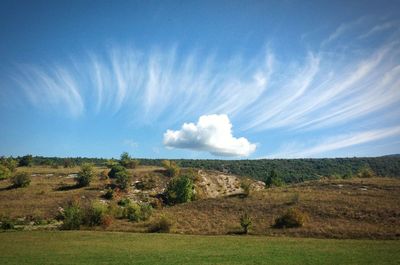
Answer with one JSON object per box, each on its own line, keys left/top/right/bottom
{"left": 163, "top": 114, "right": 256, "bottom": 157}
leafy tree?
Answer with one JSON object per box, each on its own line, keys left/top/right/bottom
{"left": 265, "top": 170, "right": 284, "bottom": 187}
{"left": 240, "top": 213, "right": 252, "bottom": 234}
{"left": 165, "top": 175, "right": 194, "bottom": 205}
{"left": 115, "top": 170, "right": 131, "bottom": 190}
{"left": 162, "top": 160, "right": 180, "bottom": 177}
{"left": 108, "top": 164, "right": 126, "bottom": 179}
{"left": 120, "top": 152, "right": 139, "bottom": 169}
{"left": 75, "top": 163, "right": 94, "bottom": 187}
{"left": 18, "top": 155, "right": 33, "bottom": 167}
{"left": 0, "top": 165, "right": 12, "bottom": 180}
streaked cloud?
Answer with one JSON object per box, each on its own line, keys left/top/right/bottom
{"left": 163, "top": 114, "right": 256, "bottom": 157}
{"left": 270, "top": 126, "right": 400, "bottom": 158}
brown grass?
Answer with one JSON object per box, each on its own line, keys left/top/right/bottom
{"left": 1, "top": 166, "right": 399, "bottom": 239}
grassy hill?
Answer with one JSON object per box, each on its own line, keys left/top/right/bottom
{"left": 0, "top": 165, "right": 399, "bottom": 239}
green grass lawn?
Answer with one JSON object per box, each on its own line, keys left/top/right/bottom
{"left": 0, "top": 231, "right": 399, "bottom": 265}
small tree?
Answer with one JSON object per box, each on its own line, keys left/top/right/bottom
{"left": 165, "top": 175, "right": 194, "bottom": 205}
{"left": 61, "top": 201, "right": 82, "bottom": 230}
{"left": 18, "top": 155, "right": 33, "bottom": 167}
{"left": 240, "top": 178, "right": 252, "bottom": 197}
{"left": 11, "top": 172, "right": 31, "bottom": 188}
{"left": 108, "top": 164, "right": 126, "bottom": 179}
{"left": 0, "top": 165, "right": 11, "bottom": 180}
{"left": 120, "top": 152, "right": 140, "bottom": 169}
{"left": 115, "top": 170, "right": 131, "bottom": 190}
{"left": 162, "top": 160, "right": 180, "bottom": 178}
{"left": 75, "top": 163, "right": 94, "bottom": 187}
{"left": 240, "top": 213, "right": 252, "bottom": 234}
{"left": 265, "top": 170, "right": 284, "bottom": 187}
{"left": 357, "top": 166, "right": 375, "bottom": 178}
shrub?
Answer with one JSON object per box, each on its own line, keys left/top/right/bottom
{"left": 11, "top": 172, "right": 31, "bottom": 188}
{"left": 0, "top": 219, "right": 14, "bottom": 230}
{"left": 165, "top": 175, "right": 194, "bottom": 205}
{"left": 240, "top": 213, "right": 252, "bottom": 234}
{"left": 0, "top": 165, "right": 11, "bottom": 180}
{"left": 240, "top": 178, "right": 252, "bottom": 197}
{"left": 61, "top": 201, "right": 82, "bottom": 230}
{"left": 162, "top": 160, "right": 180, "bottom": 178}
{"left": 118, "top": 198, "right": 131, "bottom": 207}
{"left": 124, "top": 202, "right": 152, "bottom": 222}
{"left": 75, "top": 163, "right": 94, "bottom": 187}
{"left": 357, "top": 166, "right": 375, "bottom": 178}
{"left": 0, "top": 157, "right": 17, "bottom": 173}
{"left": 115, "top": 170, "right": 131, "bottom": 190}
{"left": 135, "top": 174, "right": 157, "bottom": 190}
{"left": 273, "top": 208, "right": 308, "bottom": 228}
{"left": 101, "top": 214, "right": 113, "bottom": 228}
{"left": 148, "top": 215, "right": 171, "bottom": 233}
{"left": 265, "top": 170, "right": 284, "bottom": 187}
{"left": 84, "top": 201, "right": 108, "bottom": 227}
{"left": 108, "top": 164, "right": 126, "bottom": 179}
{"left": 18, "top": 155, "right": 33, "bottom": 167}
{"left": 120, "top": 152, "right": 140, "bottom": 169}
{"left": 103, "top": 188, "right": 114, "bottom": 200}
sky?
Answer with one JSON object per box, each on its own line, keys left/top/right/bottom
{"left": 0, "top": 0, "right": 400, "bottom": 159}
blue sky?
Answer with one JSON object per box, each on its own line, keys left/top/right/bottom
{"left": 0, "top": 0, "right": 400, "bottom": 159}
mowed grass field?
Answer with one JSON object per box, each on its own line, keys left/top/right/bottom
{"left": 0, "top": 231, "right": 399, "bottom": 265}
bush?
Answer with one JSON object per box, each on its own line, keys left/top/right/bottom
{"left": 18, "top": 155, "right": 33, "bottom": 167}
{"left": 11, "top": 172, "right": 31, "bottom": 188}
{"left": 265, "top": 170, "right": 284, "bottom": 187}
{"left": 273, "top": 208, "right": 308, "bottom": 228}
{"left": 75, "top": 163, "right": 94, "bottom": 187}
{"left": 148, "top": 215, "right": 171, "bottom": 233}
{"left": 357, "top": 166, "right": 375, "bottom": 178}
{"left": 165, "top": 175, "right": 194, "bottom": 205}
{"left": 115, "top": 170, "right": 131, "bottom": 190}
{"left": 84, "top": 201, "right": 108, "bottom": 227}
{"left": 120, "top": 152, "right": 140, "bottom": 169}
{"left": 103, "top": 188, "right": 114, "bottom": 200}
{"left": 162, "top": 160, "right": 180, "bottom": 178}
{"left": 135, "top": 174, "right": 157, "bottom": 190}
{"left": 61, "top": 201, "right": 82, "bottom": 230}
{"left": 124, "top": 202, "right": 152, "bottom": 222}
{"left": 0, "top": 165, "right": 12, "bottom": 180}
{"left": 0, "top": 219, "right": 14, "bottom": 230}
{"left": 240, "top": 179, "right": 252, "bottom": 197}
{"left": 99, "top": 170, "right": 109, "bottom": 180}
{"left": 108, "top": 164, "right": 126, "bottom": 179}
{"left": 0, "top": 157, "right": 17, "bottom": 173}
{"left": 240, "top": 213, "right": 252, "bottom": 234}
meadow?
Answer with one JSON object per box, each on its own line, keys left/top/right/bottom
{"left": 0, "top": 231, "right": 399, "bottom": 265}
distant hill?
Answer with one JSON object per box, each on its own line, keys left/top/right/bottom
{"left": 6, "top": 155, "right": 400, "bottom": 183}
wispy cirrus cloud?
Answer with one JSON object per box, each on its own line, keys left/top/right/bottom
{"left": 269, "top": 126, "right": 400, "bottom": 158}
{"left": 8, "top": 17, "right": 400, "bottom": 157}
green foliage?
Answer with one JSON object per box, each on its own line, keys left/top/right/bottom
{"left": 357, "top": 166, "right": 375, "bottom": 178}
{"left": 240, "top": 178, "right": 252, "bottom": 197}
{"left": 165, "top": 175, "right": 194, "bottom": 205}
{"left": 135, "top": 174, "right": 157, "bottom": 190}
{"left": 103, "top": 188, "right": 114, "bottom": 200}
{"left": 0, "top": 157, "right": 17, "bottom": 173}
{"left": 75, "top": 163, "right": 94, "bottom": 187}
{"left": 123, "top": 202, "right": 153, "bottom": 222}
{"left": 0, "top": 219, "right": 14, "bottom": 230}
{"left": 274, "top": 208, "right": 308, "bottom": 228}
{"left": 61, "top": 201, "right": 82, "bottom": 230}
{"left": 162, "top": 160, "right": 180, "bottom": 178}
{"left": 118, "top": 198, "right": 131, "bottom": 207}
{"left": 240, "top": 213, "right": 252, "bottom": 234}
{"left": 120, "top": 152, "right": 140, "bottom": 169}
{"left": 265, "top": 170, "right": 284, "bottom": 187}
{"left": 115, "top": 170, "right": 131, "bottom": 190}
{"left": 0, "top": 165, "right": 12, "bottom": 180}
{"left": 148, "top": 215, "right": 171, "bottom": 233}
{"left": 84, "top": 201, "right": 108, "bottom": 227}
{"left": 108, "top": 164, "right": 126, "bottom": 179}
{"left": 11, "top": 172, "right": 31, "bottom": 188}
{"left": 18, "top": 155, "right": 33, "bottom": 167}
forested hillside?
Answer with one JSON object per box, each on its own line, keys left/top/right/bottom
{"left": 12, "top": 155, "right": 399, "bottom": 183}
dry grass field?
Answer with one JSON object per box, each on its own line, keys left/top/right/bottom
{"left": 0, "top": 166, "right": 399, "bottom": 239}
